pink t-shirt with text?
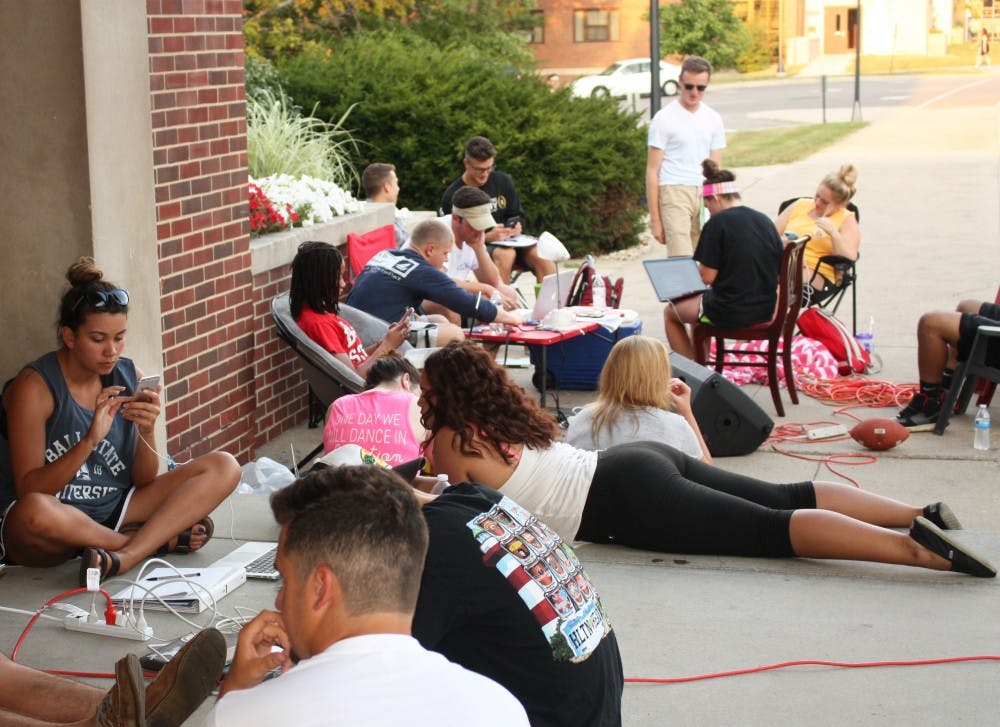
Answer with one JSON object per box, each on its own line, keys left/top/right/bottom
{"left": 323, "top": 389, "right": 423, "bottom": 465}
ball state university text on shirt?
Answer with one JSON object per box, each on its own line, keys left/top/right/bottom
{"left": 46, "top": 431, "right": 128, "bottom": 477}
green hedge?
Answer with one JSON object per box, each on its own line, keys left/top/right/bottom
{"left": 276, "top": 30, "right": 648, "bottom": 256}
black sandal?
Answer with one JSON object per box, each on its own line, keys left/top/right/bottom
{"left": 169, "top": 516, "right": 215, "bottom": 555}
{"left": 78, "top": 547, "right": 121, "bottom": 586}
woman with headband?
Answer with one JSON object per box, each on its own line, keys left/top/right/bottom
{"left": 663, "top": 159, "right": 784, "bottom": 358}
{"left": 0, "top": 258, "right": 240, "bottom": 585}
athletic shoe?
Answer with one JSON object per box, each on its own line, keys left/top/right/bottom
{"left": 923, "top": 502, "right": 962, "bottom": 530}
{"left": 97, "top": 653, "right": 145, "bottom": 727}
{"left": 909, "top": 516, "right": 996, "bottom": 578}
{"left": 145, "top": 628, "right": 226, "bottom": 727}
{"left": 895, "top": 391, "right": 942, "bottom": 432}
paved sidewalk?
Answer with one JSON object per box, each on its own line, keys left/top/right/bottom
{"left": 2, "top": 81, "right": 998, "bottom": 726}
{"left": 253, "top": 87, "right": 1000, "bottom": 724}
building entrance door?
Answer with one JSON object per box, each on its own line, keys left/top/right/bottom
{"left": 824, "top": 6, "right": 856, "bottom": 54}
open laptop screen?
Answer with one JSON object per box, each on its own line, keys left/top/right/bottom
{"left": 642, "top": 257, "right": 711, "bottom": 303}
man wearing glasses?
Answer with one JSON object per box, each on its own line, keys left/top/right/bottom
{"left": 440, "top": 136, "right": 555, "bottom": 284}
{"left": 646, "top": 56, "right": 727, "bottom": 257}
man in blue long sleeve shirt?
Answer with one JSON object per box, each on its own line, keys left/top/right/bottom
{"left": 347, "top": 219, "right": 524, "bottom": 335}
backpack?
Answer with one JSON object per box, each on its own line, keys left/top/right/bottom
{"left": 797, "top": 307, "right": 873, "bottom": 375}
{"left": 567, "top": 255, "right": 624, "bottom": 309}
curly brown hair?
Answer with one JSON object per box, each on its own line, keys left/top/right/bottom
{"left": 421, "top": 341, "right": 559, "bottom": 463}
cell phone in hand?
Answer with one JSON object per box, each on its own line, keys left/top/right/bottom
{"left": 136, "top": 375, "right": 160, "bottom": 397}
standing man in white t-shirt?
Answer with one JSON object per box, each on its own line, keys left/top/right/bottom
{"left": 646, "top": 56, "right": 727, "bottom": 257}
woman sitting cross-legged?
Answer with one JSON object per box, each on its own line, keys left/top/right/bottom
{"left": 323, "top": 354, "right": 427, "bottom": 466}
{"left": 0, "top": 258, "right": 240, "bottom": 585}
{"left": 663, "top": 159, "right": 784, "bottom": 359}
{"left": 291, "top": 241, "right": 412, "bottom": 378}
{"left": 419, "top": 341, "right": 994, "bottom": 578}
{"left": 565, "top": 335, "right": 712, "bottom": 464}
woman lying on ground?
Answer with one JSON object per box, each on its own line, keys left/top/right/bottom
{"left": 0, "top": 258, "right": 240, "bottom": 585}
{"left": 290, "top": 241, "right": 411, "bottom": 377}
{"left": 663, "top": 159, "right": 784, "bottom": 359}
{"left": 322, "top": 354, "right": 427, "bottom": 466}
{"left": 565, "top": 335, "right": 712, "bottom": 464}
{"left": 775, "top": 163, "right": 860, "bottom": 306}
{"left": 419, "top": 341, "right": 994, "bottom": 578}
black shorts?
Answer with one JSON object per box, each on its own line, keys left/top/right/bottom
{"left": 958, "top": 302, "right": 1000, "bottom": 365}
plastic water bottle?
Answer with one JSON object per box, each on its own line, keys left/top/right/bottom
{"left": 590, "top": 275, "right": 606, "bottom": 308}
{"left": 973, "top": 405, "right": 990, "bottom": 450}
{"left": 489, "top": 291, "right": 504, "bottom": 333}
{"left": 431, "top": 473, "right": 450, "bottom": 495}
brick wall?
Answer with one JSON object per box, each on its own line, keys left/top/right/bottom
{"left": 146, "top": 0, "right": 257, "bottom": 462}
{"left": 251, "top": 265, "right": 309, "bottom": 451}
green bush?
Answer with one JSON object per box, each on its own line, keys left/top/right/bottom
{"left": 247, "top": 88, "right": 359, "bottom": 189}
{"left": 277, "top": 30, "right": 648, "bottom": 256}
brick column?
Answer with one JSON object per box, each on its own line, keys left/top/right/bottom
{"left": 147, "top": 0, "right": 254, "bottom": 461}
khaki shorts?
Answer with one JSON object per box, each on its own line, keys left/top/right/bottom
{"left": 658, "top": 184, "right": 701, "bottom": 257}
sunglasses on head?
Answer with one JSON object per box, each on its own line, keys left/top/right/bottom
{"left": 683, "top": 83, "right": 708, "bottom": 92}
{"left": 73, "top": 288, "right": 130, "bottom": 312}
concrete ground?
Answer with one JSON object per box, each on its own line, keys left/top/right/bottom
{"left": 2, "top": 71, "right": 999, "bottom": 725}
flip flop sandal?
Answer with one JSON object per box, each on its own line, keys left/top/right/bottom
{"left": 171, "top": 516, "right": 215, "bottom": 555}
{"left": 78, "top": 547, "right": 121, "bottom": 587}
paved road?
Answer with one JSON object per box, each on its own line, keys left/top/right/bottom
{"left": 623, "top": 73, "right": 1000, "bottom": 130}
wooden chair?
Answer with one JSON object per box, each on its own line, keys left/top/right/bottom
{"left": 778, "top": 197, "right": 860, "bottom": 335}
{"left": 692, "top": 238, "right": 809, "bottom": 417}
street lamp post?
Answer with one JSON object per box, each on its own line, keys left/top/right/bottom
{"left": 777, "top": 0, "right": 785, "bottom": 74}
{"left": 650, "top": 0, "right": 661, "bottom": 117}
{"left": 851, "top": 0, "right": 862, "bottom": 121}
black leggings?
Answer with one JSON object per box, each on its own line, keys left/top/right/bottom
{"left": 575, "top": 441, "right": 815, "bottom": 557}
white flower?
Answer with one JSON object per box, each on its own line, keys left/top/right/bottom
{"left": 249, "top": 174, "right": 363, "bottom": 231}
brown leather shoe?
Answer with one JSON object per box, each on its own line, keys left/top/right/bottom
{"left": 96, "top": 653, "right": 146, "bottom": 727}
{"left": 145, "top": 628, "right": 226, "bottom": 727}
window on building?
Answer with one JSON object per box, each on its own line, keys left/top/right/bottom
{"left": 527, "top": 10, "right": 544, "bottom": 44}
{"left": 573, "top": 9, "right": 620, "bottom": 42}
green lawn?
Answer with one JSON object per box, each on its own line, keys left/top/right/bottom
{"left": 724, "top": 122, "right": 868, "bottom": 167}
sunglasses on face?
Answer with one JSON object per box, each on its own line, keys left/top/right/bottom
{"left": 73, "top": 288, "right": 130, "bottom": 311}
{"left": 683, "top": 83, "right": 708, "bottom": 92}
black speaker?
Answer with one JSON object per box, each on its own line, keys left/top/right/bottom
{"left": 669, "top": 353, "right": 774, "bottom": 457}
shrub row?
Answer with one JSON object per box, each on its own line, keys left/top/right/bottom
{"left": 274, "top": 30, "right": 649, "bottom": 256}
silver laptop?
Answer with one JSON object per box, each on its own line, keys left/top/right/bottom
{"left": 643, "top": 257, "right": 711, "bottom": 302}
{"left": 212, "top": 541, "right": 280, "bottom": 580}
{"left": 512, "top": 270, "right": 576, "bottom": 321}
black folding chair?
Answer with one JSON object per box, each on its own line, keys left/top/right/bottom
{"left": 779, "top": 197, "right": 860, "bottom": 335}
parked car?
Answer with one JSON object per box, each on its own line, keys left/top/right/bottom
{"left": 570, "top": 58, "right": 681, "bottom": 99}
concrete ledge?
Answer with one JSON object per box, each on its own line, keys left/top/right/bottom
{"left": 249, "top": 203, "right": 394, "bottom": 275}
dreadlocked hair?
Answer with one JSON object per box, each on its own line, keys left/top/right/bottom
{"left": 289, "top": 241, "right": 343, "bottom": 319}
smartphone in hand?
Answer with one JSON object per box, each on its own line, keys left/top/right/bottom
{"left": 135, "top": 375, "right": 160, "bottom": 399}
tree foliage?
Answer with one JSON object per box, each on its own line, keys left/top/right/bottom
{"left": 659, "top": 0, "right": 750, "bottom": 70}
{"left": 244, "top": 0, "right": 539, "bottom": 65}
{"left": 274, "top": 29, "right": 648, "bottom": 255}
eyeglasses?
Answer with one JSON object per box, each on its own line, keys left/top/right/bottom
{"left": 467, "top": 161, "right": 495, "bottom": 174}
{"left": 683, "top": 83, "right": 708, "bottom": 92}
{"left": 73, "top": 288, "right": 130, "bottom": 311}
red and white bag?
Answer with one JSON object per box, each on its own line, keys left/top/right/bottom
{"left": 797, "top": 307, "right": 873, "bottom": 375}
{"left": 567, "top": 255, "right": 623, "bottom": 308}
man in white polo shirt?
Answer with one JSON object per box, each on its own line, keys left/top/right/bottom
{"left": 424, "top": 185, "right": 519, "bottom": 323}
{"left": 645, "top": 56, "right": 726, "bottom": 257}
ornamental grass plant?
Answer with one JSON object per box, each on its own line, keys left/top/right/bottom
{"left": 247, "top": 88, "right": 360, "bottom": 191}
